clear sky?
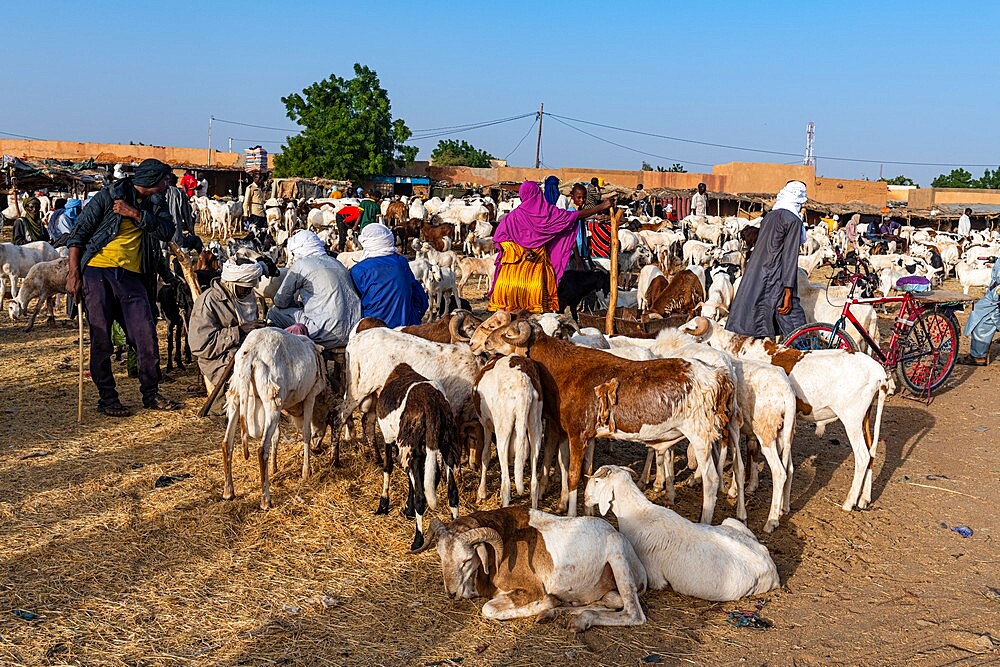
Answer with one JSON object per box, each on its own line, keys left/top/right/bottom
{"left": 8, "top": 1, "right": 999, "bottom": 186}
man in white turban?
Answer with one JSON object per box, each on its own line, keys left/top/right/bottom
{"left": 725, "top": 180, "right": 808, "bottom": 338}
{"left": 268, "top": 230, "right": 361, "bottom": 348}
{"left": 349, "top": 223, "right": 428, "bottom": 327}
{"left": 189, "top": 258, "right": 266, "bottom": 390}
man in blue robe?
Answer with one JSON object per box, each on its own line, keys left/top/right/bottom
{"left": 350, "top": 223, "right": 428, "bottom": 328}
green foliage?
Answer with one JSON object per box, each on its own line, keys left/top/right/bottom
{"left": 273, "top": 64, "right": 416, "bottom": 180}
{"left": 973, "top": 167, "right": 1000, "bottom": 189}
{"left": 430, "top": 140, "right": 496, "bottom": 168}
{"left": 879, "top": 175, "right": 918, "bottom": 187}
{"left": 931, "top": 168, "right": 974, "bottom": 188}
{"left": 641, "top": 162, "right": 686, "bottom": 173}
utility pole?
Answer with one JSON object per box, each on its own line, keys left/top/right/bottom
{"left": 534, "top": 103, "right": 544, "bottom": 169}
{"left": 207, "top": 115, "right": 214, "bottom": 167}
{"left": 228, "top": 137, "right": 233, "bottom": 152}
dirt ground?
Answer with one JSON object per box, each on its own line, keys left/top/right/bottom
{"left": 1, "top": 264, "right": 998, "bottom": 666}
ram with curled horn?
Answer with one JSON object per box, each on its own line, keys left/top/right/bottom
{"left": 426, "top": 507, "right": 647, "bottom": 632}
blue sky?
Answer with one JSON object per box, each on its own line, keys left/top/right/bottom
{"left": 8, "top": 1, "right": 999, "bottom": 186}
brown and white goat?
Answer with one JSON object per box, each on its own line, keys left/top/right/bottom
{"left": 476, "top": 314, "right": 735, "bottom": 521}
{"left": 644, "top": 268, "right": 705, "bottom": 320}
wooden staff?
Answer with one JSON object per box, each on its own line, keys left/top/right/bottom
{"left": 77, "top": 301, "right": 84, "bottom": 423}
{"left": 605, "top": 206, "right": 624, "bottom": 336}
{"left": 168, "top": 241, "right": 202, "bottom": 299}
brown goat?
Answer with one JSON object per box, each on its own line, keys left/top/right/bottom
{"left": 475, "top": 315, "right": 734, "bottom": 521}
{"left": 645, "top": 269, "right": 705, "bottom": 320}
{"left": 420, "top": 223, "right": 456, "bottom": 251}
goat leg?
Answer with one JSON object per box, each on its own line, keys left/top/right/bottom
{"left": 375, "top": 439, "right": 393, "bottom": 515}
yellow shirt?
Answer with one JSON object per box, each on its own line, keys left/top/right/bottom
{"left": 88, "top": 216, "right": 143, "bottom": 272}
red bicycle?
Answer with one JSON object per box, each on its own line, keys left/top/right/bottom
{"left": 784, "top": 256, "right": 970, "bottom": 396}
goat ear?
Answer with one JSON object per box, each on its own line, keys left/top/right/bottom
{"left": 475, "top": 543, "right": 491, "bottom": 574}
{"left": 430, "top": 518, "right": 447, "bottom": 540}
{"left": 598, "top": 491, "right": 613, "bottom": 517}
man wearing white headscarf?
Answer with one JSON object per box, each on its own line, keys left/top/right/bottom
{"left": 189, "top": 258, "right": 266, "bottom": 389}
{"left": 725, "top": 180, "right": 808, "bottom": 338}
{"left": 349, "top": 223, "right": 428, "bottom": 327}
{"left": 268, "top": 230, "right": 361, "bottom": 348}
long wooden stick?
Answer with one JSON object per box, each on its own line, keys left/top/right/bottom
{"left": 167, "top": 241, "right": 202, "bottom": 299}
{"left": 605, "top": 207, "right": 624, "bottom": 336}
{"left": 77, "top": 301, "right": 84, "bottom": 423}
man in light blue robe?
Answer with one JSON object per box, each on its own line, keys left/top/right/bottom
{"left": 961, "top": 259, "right": 1000, "bottom": 365}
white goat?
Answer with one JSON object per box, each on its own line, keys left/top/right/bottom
{"left": 7, "top": 257, "right": 69, "bottom": 331}
{"left": 221, "top": 328, "right": 329, "bottom": 509}
{"left": 586, "top": 466, "right": 780, "bottom": 600}
{"left": 475, "top": 356, "right": 544, "bottom": 508}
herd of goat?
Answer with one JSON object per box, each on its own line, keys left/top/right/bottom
{"left": 3, "top": 189, "right": 997, "bottom": 631}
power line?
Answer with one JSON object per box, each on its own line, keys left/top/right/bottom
{"left": 0, "top": 129, "right": 47, "bottom": 141}
{"left": 504, "top": 116, "right": 539, "bottom": 161}
{"left": 410, "top": 112, "right": 535, "bottom": 134}
{"left": 212, "top": 117, "right": 299, "bottom": 133}
{"left": 410, "top": 114, "right": 537, "bottom": 142}
{"left": 547, "top": 115, "right": 714, "bottom": 167}
{"left": 547, "top": 111, "right": 998, "bottom": 168}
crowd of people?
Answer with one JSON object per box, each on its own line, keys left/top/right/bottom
{"left": 3, "top": 162, "right": 998, "bottom": 417}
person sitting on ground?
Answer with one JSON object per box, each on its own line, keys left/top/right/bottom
{"left": 268, "top": 229, "right": 361, "bottom": 349}
{"left": 488, "top": 180, "right": 613, "bottom": 313}
{"left": 349, "top": 223, "right": 428, "bottom": 327}
{"left": 12, "top": 197, "right": 50, "bottom": 245}
{"left": 189, "top": 259, "right": 265, "bottom": 392}
{"left": 960, "top": 257, "right": 1000, "bottom": 367}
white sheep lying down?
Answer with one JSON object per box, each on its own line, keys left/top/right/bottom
{"left": 585, "top": 465, "right": 780, "bottom": 601}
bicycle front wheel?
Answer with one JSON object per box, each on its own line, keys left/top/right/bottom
{"left": 897, "top": 310, "right": 958, "bottom": 394}
{"left": 784, "top": 322, "right": 859, "bottom": 352}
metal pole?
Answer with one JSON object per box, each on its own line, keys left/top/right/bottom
{"left": 207, "top": 115, "right": 213, "bottom": 167}
{"left": 534, "top": 103, "right": 544, "bottom": 170}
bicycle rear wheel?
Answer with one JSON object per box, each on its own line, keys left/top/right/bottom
{"left": 784, "top": 322, "right": 859, "bottom": 352}
{"left": 896, "top": 310, "right": 958, "bottom": 394}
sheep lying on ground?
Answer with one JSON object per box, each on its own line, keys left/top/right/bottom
{"left": 585, "top": 465, "right": 780, "bottom": 601}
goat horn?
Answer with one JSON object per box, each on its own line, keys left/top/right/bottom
{"left": 687, "top": 316, "right": 710, "bottom": 336}
{"left": 501, "top": 320, "right": 533, "bottom": 346}
{"left": 459, "top": 527, "right": 504, "bottom": 565}
{"left": 449, "top": 311, "right": 471, "bottom": 343}
{"left": 563, "top": 314, "right": 582, "bottom": 334}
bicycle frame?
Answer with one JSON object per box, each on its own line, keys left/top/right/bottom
{"left": 825, "top": 288, "right": 923, "bottom": 367}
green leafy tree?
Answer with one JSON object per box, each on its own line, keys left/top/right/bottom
{"left": 273, "top": 64, "right": 416, "bottom": 180}
{"left": 973, "top": 167, "right": 1000, "bottom": 189}
{"left": 641, "top": 161, "right": 654, "bottom": 171}
{"left": 931, "top": 168, "right": 974, "bottom": 188}
{"left": 642, "top": 162, "right": 685, "bottom": 172}
{"left": 879, "top": 175, "right": 918, "bottom": 187}
{"left": 667, "top": 163, "right": 687, "bottom": 172}
{"left": 430, "top": 140, "right": 496, "bottom": 168}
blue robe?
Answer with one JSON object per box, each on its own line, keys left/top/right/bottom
{"left": 349, "top": 253, "right": 428, "bottom": 328}
{"left": 963, "top": 260, "right": 1000, "bottom": 358}
{"left": 725, "top": 209, "right": 805, "bottom": 338}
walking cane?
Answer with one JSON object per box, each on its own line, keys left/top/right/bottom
{"left": 77, "top": 301, "right": 84, "bottom": 423}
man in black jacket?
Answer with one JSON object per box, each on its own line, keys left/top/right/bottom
{"left": 66, "top": 158, "right": 181, "bottom": 417}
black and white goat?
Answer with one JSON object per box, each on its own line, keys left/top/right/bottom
{"left": 374, "top": 363, "right": 461, "bottom": 552}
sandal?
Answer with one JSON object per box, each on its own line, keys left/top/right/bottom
{"left": 143, "top": 395, "right": 182, "bottom": 411}
{"left": 956, "top": 355, "right": 987, "bottom": 367}
{"left": 98, "top": 403, "right": 132, "bottom": 418}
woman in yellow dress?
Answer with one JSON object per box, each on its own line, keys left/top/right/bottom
{"left": 488, "top": 180, "right": 613, "bottom": 313}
